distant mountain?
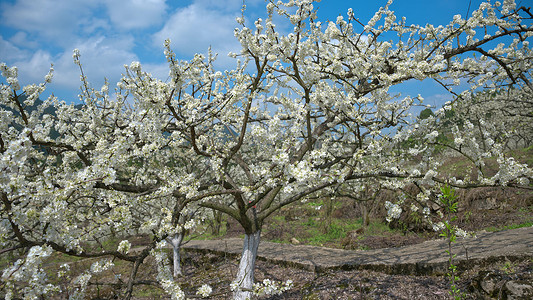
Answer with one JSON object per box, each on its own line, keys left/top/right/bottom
{"left": 1, "top": 94, "right": 65, "bottom": 140}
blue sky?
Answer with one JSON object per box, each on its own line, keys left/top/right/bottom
{"left": 0, "top": 0, "right": 486, "bottom": 105}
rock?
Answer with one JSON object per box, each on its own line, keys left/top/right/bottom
{"left": 471, "top": 197, "right": 500, "bottom": 210}
{"left": 470, "top": 270, "right": 533, "bottom": 299}
{"left": 480, "top": 272, "right": 502, "bottom": 296}
{"left": 471, "top": 270, "right": 507, "bottom": 297}
{"left": 504, "top": 280, "right": 533, "bottom": 299}
{"left": 291, "top": 237, "right": 300, "bottom": 245}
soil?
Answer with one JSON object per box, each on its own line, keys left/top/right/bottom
{"left": 181, "top": 187, "right": 533, "bottom": 299}
{"left": 174, "top": 249, "right": 532, "bottom": 299}
{"left": 223, "top": 189, "right": 532, "bottom": 251}
{"left": 8, "top": 187, "right": 530, "bottom": 299}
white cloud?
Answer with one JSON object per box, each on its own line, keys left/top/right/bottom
{"left": 0, "top": 0, "right": 99, "bottom": 46}
{"left": 79, "top": 17, "right": 111, "bottom": 35}
{"left": 143, "top": 62, "right": 171, "bottom": 81}
{"left": 9, "top": 31, "right": 40, "bottom": 49}
{"left": 0, "top": 0, "right": 143, "bottom": 92}
{"left": 104, "top": 0, "right": 167, "bottom": 30}
{"left": 54, "top": 36, "right": 138, "bottom": 89}
{"left": 6, "top": 49, "right": 54, "bottom": 90}
{"left": 1, "top": 35, "right": 53, "bottom": 87}
{"left": 153, "top": 2, "right": 241, "bottom": 67}
{"left": 10, "top": 36, "right": 137, "bottom": 91}
{"left": 22, "top": 50, "right": 54, "bottom": 78}
{"left": 0, "top": 0, "right": 168, "bottom": 46}
{"left": 193, "top": 0, "right": 245, "bottom": 12}
{"left": 1, "top": 0, "right": 269, "bottom": 99}
{"left": 0, "top": 35, "right": 29, "bottom": 62}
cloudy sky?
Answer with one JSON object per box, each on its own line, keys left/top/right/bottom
{"left": 1, "top": 0, "right": 484, "bottom": 103}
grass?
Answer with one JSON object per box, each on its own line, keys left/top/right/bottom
{"left": 3, "top": 143, "right": 532, "bottom": 296}
{"left": 2, "top": 145, "right": 530, "bottom": 298}
{"left": 436, "top": 145, "right": 533, "bottom": 180}
{"left": 307, "top": 218, "right": 394, "bottom": 246}
{"left": 485, "top": 221, "right": 533, "bottom": 232}
{"left": 499, "top": 261, "right": 517, "bottom": 274}
{"left": 484, "top": 206, "right": 533, "bottom": 232}
{"left": 261, "top": 205, "right": 404, "bottom": 248}
{"left": 306, "top": 221, "right": 347, "bottom": 245}
{"left": 3, "top": 202, "right": 531, "bottom": 298}
{"left": 510, "top": 144, "right": 533, "bottom": 166}
{"left": 191, "top": 223, "right": 227, "bottom": 240}
{"left": 258, "top": 190, "right": 533, "bottom": 250}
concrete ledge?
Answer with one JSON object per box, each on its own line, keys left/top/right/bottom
{"left": 182, "top": 226, "right": 533, "bottom": 275}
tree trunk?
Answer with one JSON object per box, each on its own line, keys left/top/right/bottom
{"left": 362, "top": 203, "right": 370, "bottom": 227}
{"left": 233, "top": 230, "right": 261, "bottom": 300}
{"left": 211, "top": 209, "right": 223, "bottom": 236}
{"left": 167, "top": 233, "right": 184, "bottom": 277}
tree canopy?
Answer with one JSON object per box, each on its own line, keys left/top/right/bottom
{"left": 1, "top": 0, "right": 532, "bottom": 299}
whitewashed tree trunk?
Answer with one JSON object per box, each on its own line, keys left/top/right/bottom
{"left": 167, "top": 233, "right": 184, "bottom": 277}
{"left": 233, "top": 231, "right": 261, "bottom": 300}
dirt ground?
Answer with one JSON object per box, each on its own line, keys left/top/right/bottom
{"left": 224, "top": 188, "right": 533, "bottom": 251}
{"left": 6, "top": 187, "right": 530, "bottom": 299}
{"left": 187, "top": 187, "right": 533, "bottom": 299}
{"left": 174, "top": 250, "right": 532, "bottom": 299}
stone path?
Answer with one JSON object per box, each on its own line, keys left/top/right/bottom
{"left": 182, "top": 226, "right": 533, "bottom": 275}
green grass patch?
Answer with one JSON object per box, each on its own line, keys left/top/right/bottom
{"left": 485, "top": 221, "right": 533, "bottom": 232}
{"left": 262, "top": 211, "right": 407, "bottom": 248}
{"left": 306, "top": 221, "right": 354, "bottom": 245}
{"left": 192, "top": 221, "right": 228, "bottom": 240}
{"left": 510, "top": 144, "right": 533, "bottom": 166}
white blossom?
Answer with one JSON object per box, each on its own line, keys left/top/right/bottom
{"left": 1, "top": 0, "right": 531, "bottom": 297}
{"left": 385, "top": 201, "right": 402, "bottom": 222}
{"left": 196, "top": 284, "right": 212, "bottom": 297}
{"left": 432, "top": 222, "right": 445, "bottom": 232}
{"left": 117, "top": 240, "right": 131, "bottom": 254}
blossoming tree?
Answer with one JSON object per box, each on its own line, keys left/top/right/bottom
{"left": 215, "top": 1, "right": 532, "bottom": 297}
{"left": 1, "top": 0, "right": 533, "bottom": 299}
{"left": 0, "top": 53, "right": 215, "bottom": 298}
